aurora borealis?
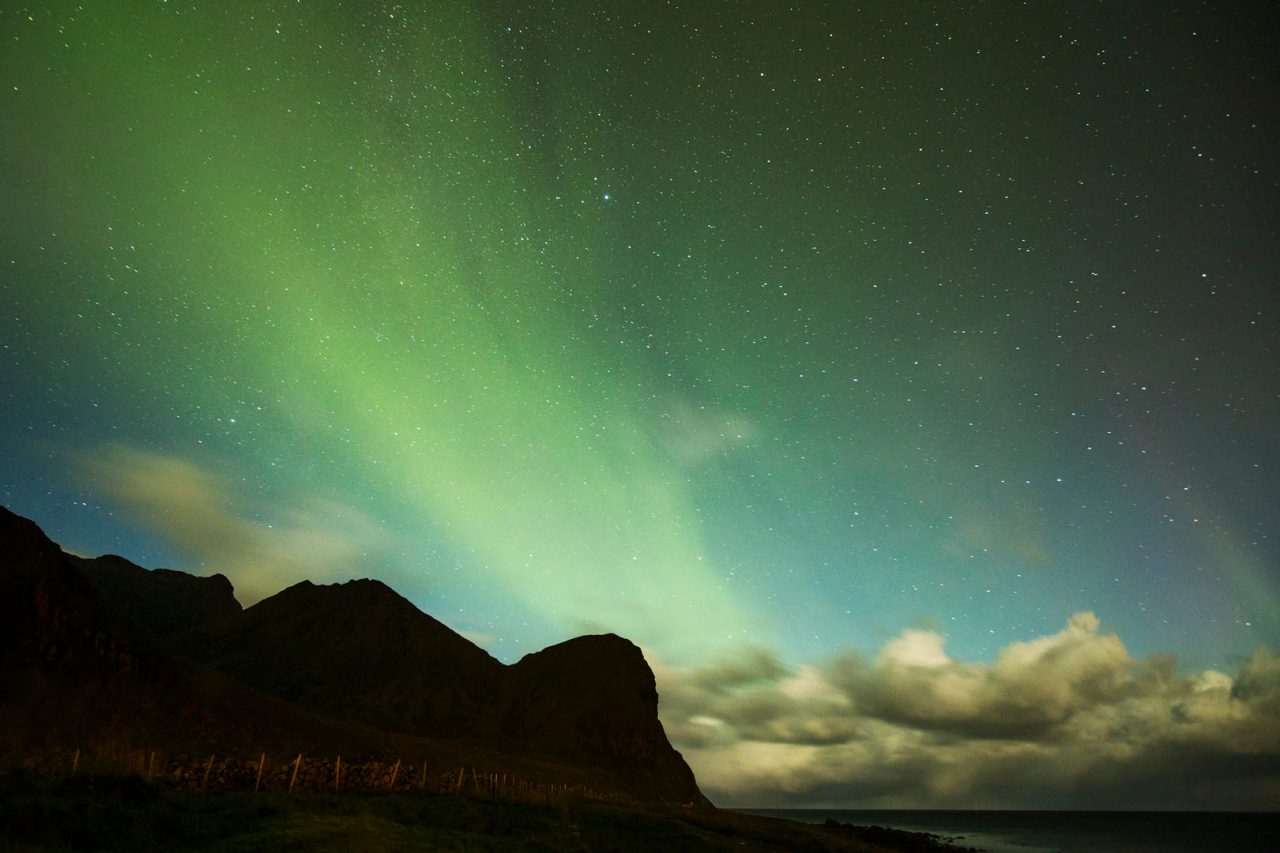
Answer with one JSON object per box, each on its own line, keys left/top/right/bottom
{"left": 2, "top": 1, "right": 1277, "bottom": 809}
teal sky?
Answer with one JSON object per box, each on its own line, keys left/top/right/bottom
{"left": 3, "top": 1, "right": 1277, "bottom": 808}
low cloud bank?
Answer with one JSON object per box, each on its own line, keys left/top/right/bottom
{"left": 654, "top": 616, "right": 1280, "bottom": 810}
{"left": 82, "top": 445, "right": 390, "bottom": 605}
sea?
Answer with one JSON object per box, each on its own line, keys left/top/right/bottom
{"left": 733, "top": 809, "right": 1279, "bottom": 853}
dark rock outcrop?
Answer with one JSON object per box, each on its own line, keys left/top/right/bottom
{"left": 498, "top": 634, "right": 709, "bottom": 804}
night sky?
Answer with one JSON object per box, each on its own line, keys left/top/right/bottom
{"left": 3, "top": 1, "right": 1277, "bottom": 809}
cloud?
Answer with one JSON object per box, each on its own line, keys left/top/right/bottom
{"left": 940, "top": 500, "right": 1050, "bottom": 566}
{"left": 828, "top": 611, "right": 1136, "bottom": 739}
{"left": 655, "top": 616, "right": 1280, "bottom": 809}
{"left": 658, "top": 400, "right": 758, "bottom": 466}
{"left": 459, "top": 630, "right": 498, "bottom": 649}
{"left": 654, "top": 647, "right": 857, "bottom": 749}
{"left": 81, "top": 445, "right": 390, "bottom": 605}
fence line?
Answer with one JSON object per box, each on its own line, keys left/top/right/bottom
{"left": 27, "top": 745, "right": 621, "bottom": 804}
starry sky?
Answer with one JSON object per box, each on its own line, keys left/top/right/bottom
{"left": 2, "top": 1, "right": 1277, "bottom": 809}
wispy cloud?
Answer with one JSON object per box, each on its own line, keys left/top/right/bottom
{"left": 655, "top": 616, "right": 1280, "bottom": 809}
{"left": 658, "top": 400, "right": 758, "bottom": 466}
{"left": 80, "top": 445, "right": 390, "bottom": 605}
{"left": 939, "top": 500, "right": 1050, "bottom": 566}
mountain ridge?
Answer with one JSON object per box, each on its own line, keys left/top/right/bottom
{"left": 0, "top": 505, "right": 709, "bottom": 806}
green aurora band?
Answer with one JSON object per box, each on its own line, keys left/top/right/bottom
{"left": 6, "top": 2, "right": 757, "bottom": 655}
{"left": 3, "top": 1, "right": 1276, "bottom": 671}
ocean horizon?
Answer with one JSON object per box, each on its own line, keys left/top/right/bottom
{"left": 731, "top": 808, "right": 1279, "bottom": 853}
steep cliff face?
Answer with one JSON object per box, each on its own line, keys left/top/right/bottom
{"left": 0, "top": 506, "right": 72, "bottom": 656}
{"left": 498, "top": 634, "right": 711, "bottom": 805}
{"left": 0, "top": 506, "right": 710, "bottom": 805}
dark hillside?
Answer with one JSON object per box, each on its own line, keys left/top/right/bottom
{"left": 193, "top": 578, "right": 505, "bottom": 738}
{"left": 0, "top": 506, "right": 708, "bottom": 806}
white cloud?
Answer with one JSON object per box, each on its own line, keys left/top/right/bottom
{"left": 827, "top": 610, "right": 1136, "bottom": 738}
{"left": 879, "top": 628, "right": 950, "bottom": 668}
{"left": 656, "top": 616, "right": 1280, "bottom": 809}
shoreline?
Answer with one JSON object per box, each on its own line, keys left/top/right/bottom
{"left": 734, "top": 807, "right": 1280, "bottom": 853}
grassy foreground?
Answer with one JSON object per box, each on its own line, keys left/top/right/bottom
{"left": 0, "top": 771, "right": 951, "bottom": 852}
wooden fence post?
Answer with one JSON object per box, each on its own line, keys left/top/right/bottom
{"left": 255, "top": 753, "right": 265, "bottom": 792}
{"left": 335, "top": 756, "right": 342, "bottom": 791}
{"left": 203, "top": 755, "right": 214, "bottom": 789}
{"left": 71, "top": 748, "right": 80, "bottom": 778}
{"left": 388, "top": 758, "right": 401, "bottom": 790}
{"left": 289, "top": 754, "right": 302, "bottom": 793}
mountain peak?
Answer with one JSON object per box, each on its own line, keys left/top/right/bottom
{"left": 266, "top": 576, "right": 405, "bottom": 605}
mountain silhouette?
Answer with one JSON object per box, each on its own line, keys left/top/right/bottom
{"left": 190, "top": 578, "right": 503, "bottom": 738}
{"left": 0, "top": 506, "right": 709, "bottom": 805}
